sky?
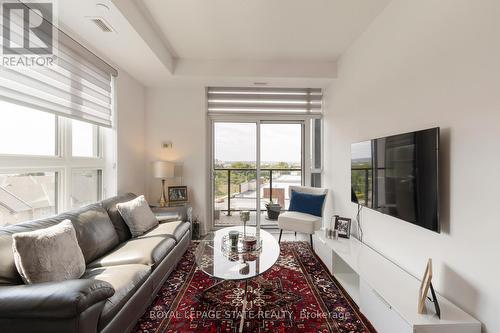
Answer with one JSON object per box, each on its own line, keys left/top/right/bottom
{"left": 0, "top": 100, "right": 95, "bottom": 157}
{"left": 351, "top": 140, "right": 372, "bottom": 160}
{"left": 214, "top": 123, "right": 302, "bottom": 163}
{"left": 0, "top": 100, "right": 56, "bottom": 156}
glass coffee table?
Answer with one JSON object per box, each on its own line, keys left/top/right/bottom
{"left": 195, "top": 226, "right": 280, "bottom": 333}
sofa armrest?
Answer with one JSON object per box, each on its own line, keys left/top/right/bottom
{"left": 0, "top": 279, "right": 114, "bottom": 319}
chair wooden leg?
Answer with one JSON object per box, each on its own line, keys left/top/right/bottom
{"left": 310, "top": 234, "right": 313, "bottom": 248}
{"left": 278, "top": 229, "right": 283, "bottom": 243}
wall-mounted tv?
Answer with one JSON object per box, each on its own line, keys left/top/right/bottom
{"left": 351, "top": 128, "right": 440, "bottom": 232}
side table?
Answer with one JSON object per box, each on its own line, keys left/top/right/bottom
{"left": 150, "top": 203, "right": 191, "bottom": 223}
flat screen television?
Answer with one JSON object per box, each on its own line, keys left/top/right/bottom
{"left": 351, "top": 128, "right": 440, "bottom": 232}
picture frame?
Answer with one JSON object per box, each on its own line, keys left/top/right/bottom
{"left": 168, "top": 186, "right": 188, "bottom": 203}
{"left": 334, "top": 216, "right": 351, "bottom": 238}
{"left": 418, "top": 258, "right": 433, "bottom": 314}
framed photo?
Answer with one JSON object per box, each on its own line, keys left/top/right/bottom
{"left": 418, "top": 259, "right": 433, "bottom": 313}
{"left": 334, "top": 216, "right": 352, "bottom": 238}
{"left": 168, "top": 186, "right": 188, "bottom": 203}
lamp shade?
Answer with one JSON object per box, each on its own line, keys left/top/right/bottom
{"left": 152, "top": 161, "right": 174, "bottom": 179}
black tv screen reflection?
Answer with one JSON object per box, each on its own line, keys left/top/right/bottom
{"left": 351, "top": 128, "right": 440, "bottom": 232}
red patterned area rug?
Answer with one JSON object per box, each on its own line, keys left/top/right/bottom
{"left": 134, "top": 241, "right": 376, "bottom": 333}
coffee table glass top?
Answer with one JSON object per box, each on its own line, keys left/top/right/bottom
{"left": 195, "top": 226, "right": 280, "bottom": 281}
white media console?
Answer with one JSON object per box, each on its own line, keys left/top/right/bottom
{"left": 312, "top": 231, "right": 481, "bottom": 333}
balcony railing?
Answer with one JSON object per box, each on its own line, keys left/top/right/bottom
{"left": 214, "top": 168, "right": 302, "bottom": 216}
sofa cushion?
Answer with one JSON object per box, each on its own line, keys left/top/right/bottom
{"left": 64, "top": 204, "right": 120, "bottom": 264}
{"left": 139, "top": 221, "right": 191, "bottom": 243}
{"left": 82, "top": 264, "right": 150, "bottom": 327}
{"left": 1, "top": 217, "right": 65, "bottom": 285}
{"left": 12, "top": 220, "right": 86, "bottom": 284}
{"left": 116, "top": 195, "right": 158, "bottom": 237}
{"left": 277, "top": 211, "right": 322, "bottom": 234}
{"left": 101, "top": 193, "right": 137, "bottom": 242}
{"left": 87, "top": 236, "right": 176, "bottom": 269}
{"left": 0, "top": 203, "right": 119, "bottom": 284}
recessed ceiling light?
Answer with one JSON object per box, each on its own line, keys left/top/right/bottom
{"left": 253, "top": 82, "right": 268, "bottom": 86}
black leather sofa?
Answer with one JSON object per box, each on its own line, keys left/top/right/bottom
{"left": 0, "top": 193, "right": 191, "bottom": 333}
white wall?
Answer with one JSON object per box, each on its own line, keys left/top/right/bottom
{"left": 323, "top": 1, "right": 500, "bottom": 332}
{"left": 115, "top": 70, "right": 147, "bottom": 195}
{"left": 145, "top": 85, "right": 207, "bottom": 231}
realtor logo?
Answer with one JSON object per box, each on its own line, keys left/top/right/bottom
{"left": 1, "top": 0, "right": 57, "bottom": 66}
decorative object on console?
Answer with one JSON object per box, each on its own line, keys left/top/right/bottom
{"left": 334, "top": 216, "right": 351, "bottom": 239}
{"left": 418, "top": 259, "right": 432, "bottom": 313}
{"left": 418, "top": 258, "right": 440, "bottom": 318}
{"left": 168, "top": 185, "right": 188, "bottom": 204}
{"left": 153, "top": 161, "right": 175, "bottom": 207}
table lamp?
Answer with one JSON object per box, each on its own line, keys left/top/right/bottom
{"left": 153, "top": 161, "right": 174, "bottom": 207}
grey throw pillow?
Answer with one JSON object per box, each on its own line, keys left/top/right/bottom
{"left": 116, "top": 195, "right": 158, "bottom": 237}
{"left": 12, "top": 220, "right": 86, "bottom": 284}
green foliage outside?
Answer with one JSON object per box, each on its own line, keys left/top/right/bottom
{"left": 351, "top": 162, "right": 372, "bottom": 204}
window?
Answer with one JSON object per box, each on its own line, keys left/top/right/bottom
{"left": 72, "top": 120, "right": 99, "bottom": 157}
{"left": 207, "top": 87, "right": 322, "bottom": 114}
{"left": 70, "top": 169, "right": 102, "bottom": 209}
{"left": 209, "top": 87, "right": 323, "bottom": 228}
{"left": 0, "top": 172, "right": 57, "bottom": 226}
{"left": 311, "top": 118, "right": 323, "bottom": 187}
{"left": 0, "top": 4, "right": 115, "bottom": 227}
{"left": 0, "top": 100, "right": 57, "bottom": 156}
{"left": 0, "top": 102, "right": 108, "bottom": 227}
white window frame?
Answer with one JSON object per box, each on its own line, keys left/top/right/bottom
{"left": 207, "top": 113, "right": 320, "bottom": 231}
{"left": 0, "top": 113, "right": 107, "bottom": 219}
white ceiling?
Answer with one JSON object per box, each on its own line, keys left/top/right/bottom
{"left": 57, "top": 0, "right": 172, "bottom": 86}
{"left": 55, "top": 0, "right": 391, "bottom": 86}
{"left": 143, "top": 0, "right": 391, "bottom": 61}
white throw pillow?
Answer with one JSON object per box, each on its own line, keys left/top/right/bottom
{"left": 116, "top": 195, "right": 158, "bottom": 237}
{"left": 12, "top": 220, "right": 86, "bottom": 284}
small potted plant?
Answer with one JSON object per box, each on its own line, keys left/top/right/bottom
{"left": 265, "top": 199, "right": 281, "bottom": 220}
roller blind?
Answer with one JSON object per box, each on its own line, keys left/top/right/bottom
{"left": 207, "top": 87, "right": 322, "bottom": 114}
{"left": 0, "top": 3, "right": 117, "bottom": 127}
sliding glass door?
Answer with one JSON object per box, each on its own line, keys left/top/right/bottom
{"left": 213, "top": 122, "right": 258, "bottom": 226}
{"left": 212, "top": 120, "right": 304, "bottom": 228}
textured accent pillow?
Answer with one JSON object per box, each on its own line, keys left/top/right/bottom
{"left": 12, "top": 220, "right": 86, "bottom": 284}
{"left": 116, "top": 195, "right": 158, "bottom": 237}
{"left": 288, "top": 190, "right": 326, "bottom": 217}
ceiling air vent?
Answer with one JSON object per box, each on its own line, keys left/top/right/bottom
{"left": 90, "top": 17, "right": 114, "bottom": 33}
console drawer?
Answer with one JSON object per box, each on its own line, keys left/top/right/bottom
{"left": 313, "top": 235, "right": 333, "bottom": 273}
{"left": 360, "top": 279, "right": 413, "bottom": 333}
